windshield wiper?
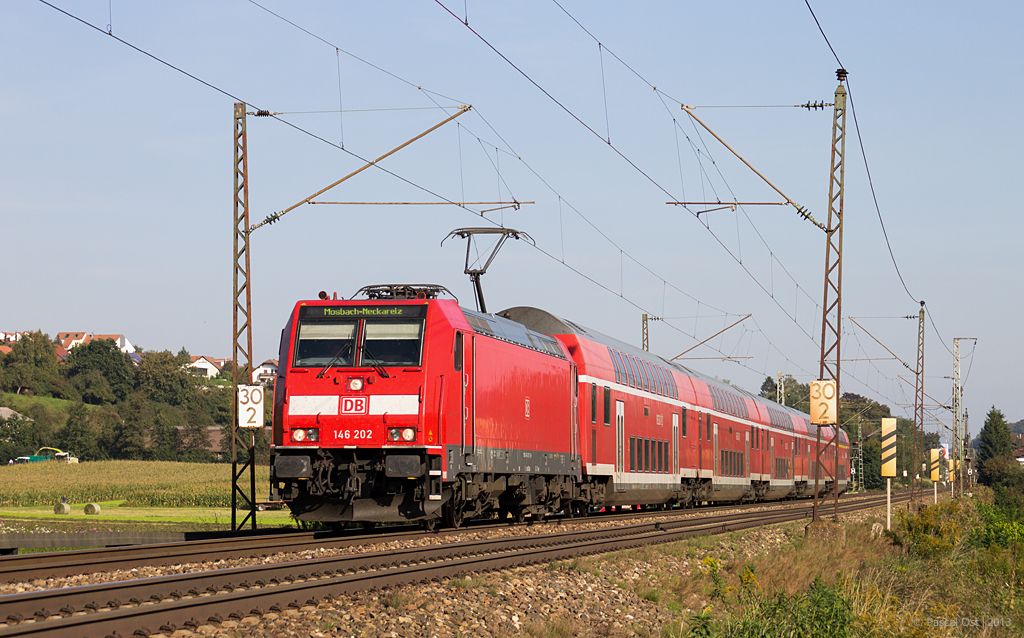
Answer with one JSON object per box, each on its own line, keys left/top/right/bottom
{"left": 316, "top": 343, "right": 352, "bottom": 378}
{"left": 360, "top": 344, "right": 392, "bottom": 379}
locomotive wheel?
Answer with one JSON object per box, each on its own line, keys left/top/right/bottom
{"left": 445, "top": 483, "right": 465, "bottom": 528}
{"left": 514, "top": 508, "right": 527, "bottom": 525}
{"left": 421, "top": 518, "right": 437, "bottom": 533}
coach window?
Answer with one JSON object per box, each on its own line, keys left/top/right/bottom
{"left": 639, "top": 359, "right": 651, "bottom": 392}
{"left": 707, "top": 421, "right": 712, "bottom": 442}
{"left": 294, "top": 320, "right": 357, "bottom": 368}
{"left": 652, "top": 364, "right": 664, "bottom": 396}
{"left": 681, "top": 408, "right": 687, "bottom": 438}
{"left": 658, "top": 441, "right": 665, "bottom": 473}
{"left": 591, "top": 383, "right": 597, "bottom": 424}
{"left": 603, "top": 386, "right": 612, "bottom": 425}
{"left": 619, "top": 352, "right": 634, "bottom": 388}
{"left": 629, "top": 436, "right": 636, "bottom": 472}
{"left": 608, "top": 348, "right": 620, "bottom": 384}
{"left": 642, "top": 360, "right": 655, "bottom": 394}
{"left": 361, "top": 320, "right": 424, "bottom": 367}
{"left": 630, "top": 356, "right": 643, "bottom": 391}
{"left": 698, "top": 413, "right": 702, "bottom": 440}
{"left": 643, "top": 438, "right": 650, "bottom": 472}
{"left": 628, "top": 356, "right": 640, "bottom": 390}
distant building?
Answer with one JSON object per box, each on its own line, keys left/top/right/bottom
{"left": 188, "top": 355, "right": 223, "bottom": 378}
{"left": 252, "top": 359, "right": 279, "bottom": 384}
{"left": 57, "top": 332, "right": 135, "bottom": 354}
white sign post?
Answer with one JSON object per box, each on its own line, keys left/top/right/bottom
{"left": 237, "top": 385, "right": 266, "bottom": 429}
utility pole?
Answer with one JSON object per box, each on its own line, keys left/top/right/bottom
{"left": 911, "top": 302, "right": 924, "bottom": 507}
{"left": 952, "top": 337, "right": 961, "bottom": 497}
{"left": 642, "top": 314, "right": 662, "bottom": 352}
{"left": 231, "top": 103, "right": 257, "bottom": 531}
{"left": 813, "top": 69, "right": 847, "bottom": 524}
{"left": 963, "top": 409, "right": 970, "bottom": 494}
{"left": 777, "top": 372, "right": 785, "bottom": 405}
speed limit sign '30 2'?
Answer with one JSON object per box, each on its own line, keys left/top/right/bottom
{"left": 238, "top": 385, "right": 266, "bottom": 428}
{"left": 810, "top": 379, "right": 837, "bottom": 425}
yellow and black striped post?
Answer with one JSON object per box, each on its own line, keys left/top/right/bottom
{"left": 930, "top": 449, "right": 940, "bottom": 504}
{"left": 881, "top": 418, "right": 896, "bottom": 529}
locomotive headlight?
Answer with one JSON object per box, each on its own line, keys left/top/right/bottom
{"left": 291, "top": 429, "right": 306, "bottom": 442}
{"left": 387, "top": 428, "right": 401, "bottom": 441}
{"left": 348, "top": 377, "right": 364, "bottom": 391}
{"left": 401, "top": 428, "right": 416, "bottom": 442}
{"left": 307, "top": 428, "right": 319, "bottom": 442}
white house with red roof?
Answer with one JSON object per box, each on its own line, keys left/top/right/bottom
{"left": 56, "top": 332, "right": 135, "bottom": 354}
{"left": 188, "top": 355, "right": 223, "bottom": 378}
{"left": 252, "top": 359, "right": 279, "bottom": 383}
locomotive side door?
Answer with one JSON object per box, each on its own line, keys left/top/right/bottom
{"left": 460, "top": 333, "right": 476, "bottom": 465}
{"left": 615, "top": 400, "right": 625, "bottom": 490}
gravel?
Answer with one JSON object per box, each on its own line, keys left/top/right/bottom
{"left": 0, "top": 495, "right": 893, "bottom": 636}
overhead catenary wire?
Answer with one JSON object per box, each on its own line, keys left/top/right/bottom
{"left": 42, "top": 0, "right": 783, "bottom": 374}
{"left": 49, "top": 0, "right": 901, "bottom": 405}
{"left": 803, "top": 0, "right": 956, "bottom": 358}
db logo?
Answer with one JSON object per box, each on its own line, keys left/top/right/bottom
{"left": 341, "top": 396, "right": 368, "bottom": 414}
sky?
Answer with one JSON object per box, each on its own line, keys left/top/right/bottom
{"left": 2, "top": 1, "right": 1021, "bottom": 443}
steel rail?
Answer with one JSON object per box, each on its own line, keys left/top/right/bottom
{"left": 0, "top": 493, "right": 908, "bottom": 637}
{"left": 0, "top": 490, "right": 895, "bottom": 584}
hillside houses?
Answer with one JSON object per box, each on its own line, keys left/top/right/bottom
{"left": 1, "top": 330, "right": 277, "bottom": 385}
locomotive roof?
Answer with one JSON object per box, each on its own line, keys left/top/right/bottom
{"left": 498, "top": 305, "right": 817, "bottom": 434}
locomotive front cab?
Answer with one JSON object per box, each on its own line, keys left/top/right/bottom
{"left": 271, "top": 296, "right": 447, "bottom": 524}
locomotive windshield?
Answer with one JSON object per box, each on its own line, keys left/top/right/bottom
{"left": 293, "top": 321, "right": 357, "bottom": 367}
{"left": 361, "top": 320, "right": 423, "bottom": 367}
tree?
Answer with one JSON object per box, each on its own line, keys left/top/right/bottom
{"left": 113, "top": 394, "right": 152, "bottom": 459}
{"left": 179, "top": 407, "right": 213, "bottom": 462}
{"left": 861, "top": 438, "right": 883, "bottom": 490}
{"left": 63, "top": 338, "right": 135, "bottom": 402}
{"left": 135, "top": 351, "right": 200, "bottom": 408}
{"left": 150, "top": 404, "right": 184, "bottom": 462}
{"left": 57, "top": 402, "right": 101, "bottom": 461}
{"left": 0, "top": 331, "right": 61, "bottom": 396}
{"left": 979, "top": 406, "right": 1013, "bottom": 486}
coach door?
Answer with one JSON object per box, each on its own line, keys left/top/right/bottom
{"left": 745, "top": 430, "right": 750, "bottom": 478}
{"left": 615, "top": 400, "right": 625, "bottom": 490}
{"left": 672, "top": 412, "right": 680, "bottom": 476}
{"left": 713, "top": 422, "right": 719, "bottom": 477}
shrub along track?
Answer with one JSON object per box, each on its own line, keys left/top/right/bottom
{"left": 0, "top": 490, "right": 898, "bottom": 584}
{"left": 0, "top": 492, "right": 909, "bottom": 638}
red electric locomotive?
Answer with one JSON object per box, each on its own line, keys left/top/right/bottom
{"left": 270, "top": 285, "right": 848, "bottom": 528}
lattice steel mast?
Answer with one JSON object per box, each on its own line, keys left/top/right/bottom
{"left": 910, "top": 303, "right": 924, "bottom": 505}
{"left": 813, "top": 69, "right": 847, "bottom": 524}
{"left": 231, "top": 103, "right": 257, "bottom": 531}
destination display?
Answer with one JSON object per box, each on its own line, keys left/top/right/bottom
{"left": 299, "top": 304, "right": 428, "bottom": 320}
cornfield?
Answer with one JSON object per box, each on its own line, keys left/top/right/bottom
{"left": 0, "top": 461, "right": 271, "bottom": 508}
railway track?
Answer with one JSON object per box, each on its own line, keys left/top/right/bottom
{"left": 0, "top": 492, "right": 908, "bottom": 638}
{"left": 0, "top": 490, "right": 897, "bottom": 584}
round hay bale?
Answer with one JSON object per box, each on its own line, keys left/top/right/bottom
{"left": 53, "top": 502, "right": 71, "bottom": 515}
{"left": 84, "top": 503, "right": 101, "bottom": 515}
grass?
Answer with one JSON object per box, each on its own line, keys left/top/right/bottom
{"left": 0, "top": 460, "right": 271, "bottom": 507}
{"left": 1, "top": 391, "right": 75, "bottom": 414}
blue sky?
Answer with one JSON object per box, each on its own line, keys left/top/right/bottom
{"left": 2, "top": 1, "right": 1021, "bottom": 441}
